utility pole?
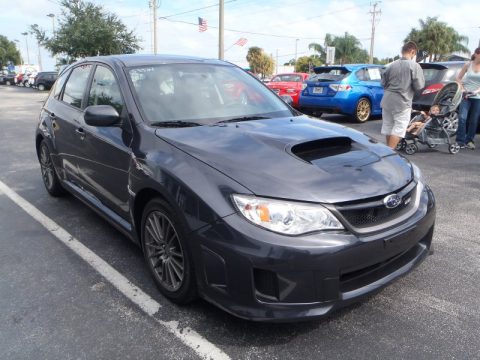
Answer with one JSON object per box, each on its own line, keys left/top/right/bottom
{"left": 368, "top": 1, "right": 381, "bottom": 64}
{"left": 219, "top": 0, "right": 224, "bottom": 60}
{"left": 150, "top": 0, "right": 158, "bottom": 54}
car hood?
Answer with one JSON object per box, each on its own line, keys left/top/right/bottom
{"left": 155, "top": 116, "right": 413, "bottom": 203}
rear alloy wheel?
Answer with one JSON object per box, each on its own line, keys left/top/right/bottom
{"left": 38, "top": 84, "right": 45, "bottom": 91}
{"left": 354, "top": 98, "right": 371, "bottom": 122}
{"left": 6, "top": 80, "right": 12, "bottom": 86}
{"left": 38, "top": 141, "right": 65, "bottom": 197}
{"left": 24, "top": 80, "right": 30, "bottom": 88}
{"left": 141, "top": 199, "right": 197, "bottom": 304}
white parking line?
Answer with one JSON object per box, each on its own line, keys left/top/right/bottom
{"left": 0, "top": 180, "right": 230, "bottom": 360}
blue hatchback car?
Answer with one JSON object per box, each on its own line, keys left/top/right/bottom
{"left": 299, "top": 64, "right": 385, "bottom": 122}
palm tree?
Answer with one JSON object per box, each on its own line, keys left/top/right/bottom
{"left": 405, "top": 17, "right": 469, "bottom": 62}
{"left": 309, "top": 33, "right": 365, "bottom": 65}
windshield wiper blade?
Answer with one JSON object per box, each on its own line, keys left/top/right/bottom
{"left": 150, "top": 120, "right": 202, "bottom": 128}
{"left": 217, "top": 116, "right": 271, "bottom": 124}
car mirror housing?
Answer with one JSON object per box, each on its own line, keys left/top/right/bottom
{"left": 84, "top": 105, "right": 121, "bottom": 127}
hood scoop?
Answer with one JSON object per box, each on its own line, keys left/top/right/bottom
{"left": 291, "top": 137, "right": 352, "bottom": 162}
{"left": 289, "top": 136, "right": 380, "bottom": 170}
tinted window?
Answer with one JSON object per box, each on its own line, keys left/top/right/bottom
{"left": 53, "top": 70, "right": 70, "bottom": 99}
{"left": 62, "top": 64, "right": 92, "bottom": 108}
{"left": 356, "top": 69, "right": 368, "bottom": 81}
{"left": 88, "top": 66, "right": 124, "bottom": 114}
{"left": 309, "top": 68, "right": 350, "bottom": 82}
{"left": 128, "top": 64, "right": 293, "bottom": 124}
{"left": 271, "top": 74, "right": 303, "bottom": 82}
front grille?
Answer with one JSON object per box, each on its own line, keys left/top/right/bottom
{"left": 336, "top": 183, "right": 416, "bottom": 229}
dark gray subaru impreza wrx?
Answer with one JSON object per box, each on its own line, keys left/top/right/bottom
{"left": 35, "top": 55, "right": 435, "bottom": 322}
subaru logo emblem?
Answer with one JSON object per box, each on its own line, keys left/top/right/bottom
{"left": 384, "top": 194, "right": 401, "bottom": 209}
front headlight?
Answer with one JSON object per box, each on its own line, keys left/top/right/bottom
{"left": 232, "top": 194, "right": 344, "bottom": 235}
{"left": 411, "top": 163, "right": 425, "bottom": 184}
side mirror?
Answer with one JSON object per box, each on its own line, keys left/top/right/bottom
{"left": 84, "top": 105, "right": 121, "bottom": 127}
{"left": 279, "top": 95, "right": 293, "bottom": 106}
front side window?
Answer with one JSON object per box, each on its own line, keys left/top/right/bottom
{"left": 62, "top": 64, "right": 92, "bottom": 108}
{"left": 128, "top": 63, "right": 294, "bottom": 124}
{"left": 52, "top": 70, "right": 70, "bottom": 99}
{"left": 87, "top": 65, "right": 124, "bottom": 114}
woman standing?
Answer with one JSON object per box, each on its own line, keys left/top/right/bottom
{"left": 456, "top": 48, "right": 480, "bottom": 150}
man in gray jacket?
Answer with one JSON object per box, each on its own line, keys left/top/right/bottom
{"left": 381, "top": 41, "right": 425, "bottom": 149}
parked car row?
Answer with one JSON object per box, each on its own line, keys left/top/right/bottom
{"left": 0, "top": 71, "right": 58, "bottom": 90}
{"left": 266, "top": 61, "right": 465, "bottom": 123}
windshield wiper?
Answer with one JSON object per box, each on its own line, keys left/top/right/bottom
{"left": 150, "top": 120, "right": 202, "bottom": 128}
{"left": 216, "top": 116, "right": 271, "bottom": 124}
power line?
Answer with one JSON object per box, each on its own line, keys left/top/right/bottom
{"left": 160, "top": 0, "right": 236, "bottom": 19}
{"left": 160, "top": 18, "right": 322, "bottom": 40}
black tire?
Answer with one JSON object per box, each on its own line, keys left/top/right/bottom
{"left": 38, "top": 140, "right": 66, "bottom": 197}
{"left": 427, "top": 143, "right": 438, "bottom": 149}
{"left": 38, "top": 84, "right": 46, "bottom": 91}
{"left": 141, "top": 198, "right": 197, "bottom": 304}
{"left": 405, "top": 142, "right": 418, "bottom": 155}
{"left": 396, "top": 138, "right": 407, "bottom": 151}
{"left": 354, "top": 97, "right": 371, "bottom": 122}
{"left": 6, "top": 80, "right": 11, "bottom": 86}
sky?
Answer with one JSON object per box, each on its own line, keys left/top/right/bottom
{"left": 0, "top": 0, "right": 479, "bottom": 72}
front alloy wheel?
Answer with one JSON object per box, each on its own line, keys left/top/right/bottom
{"left": 38, "top": 141, "right": 65, "bottom": 197}
{"left": 141, "top": 199, "right": 196, "bottom": 303}
{"left": 355, "top": 98, "right": 371, "bottom": 122}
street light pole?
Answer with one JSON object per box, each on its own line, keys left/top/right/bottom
{"left": 295, "top": 38, "right": 299, "bottom": 65}
{"left": 14, "top": 39, "right": 22, "bottom": 64}
{"left": 219, "top": 0, "right": 224, "bottom": 60}
{"left": 21, "top": 32, "right": 30, "bottom": 64}
{"left": 47, "top": 14, "right": 56, "bottom": 68}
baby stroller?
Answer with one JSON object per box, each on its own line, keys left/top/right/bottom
{"left": 397, "top": 82, "right": 462, "bottom": 155}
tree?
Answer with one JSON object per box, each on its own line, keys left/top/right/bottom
{"left": 405, "top": 17, "right": 469, "bottom": 62}
{"left": 0, "top": 35, "right": 21, "bottom": 69}
{"left": 246, "top": 46, "right": 275, "bottom": 78}
{"left": 308, "top": 33, "right": 368, "bottom": 65}
{"left": 30, "top": 0, "right": 140, "bottom": 61}
{"left": 294, "top": 55, "right": 322, "bottom": 72}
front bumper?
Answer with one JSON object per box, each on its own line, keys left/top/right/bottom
{"left": 191, "top": 184, "right": 435, "bottom": 322}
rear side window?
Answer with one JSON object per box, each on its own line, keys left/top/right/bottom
{"left": 62, "top": 64, "right": 92, "bottom": 108}
{"left": 52, "top": 70, "right": 70, "bottom": 99}
{"left": 87, "top": 65, "right": 124, "bottom": 114}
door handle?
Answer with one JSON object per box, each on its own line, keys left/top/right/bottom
{"left": 75, "top": 127, "right": 86, "bottom": 140}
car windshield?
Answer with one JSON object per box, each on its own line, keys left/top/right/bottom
{"left": 128, "top": 63, "right": 295, "bottom": 125}
{"left": 422, "top": 68, "right": 444, "bottom": 83}
{"left": 271, "top": 74, "right": 303, "bottom": 82}
{"left": 308, "top": 68, "right": 350, "bottom": 82}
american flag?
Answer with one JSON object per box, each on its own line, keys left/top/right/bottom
{"left": 198, "top": 17, "right": 207, "bottom": 32}
{"left": 234, "top": 38, "right": 248, "bottom": 47}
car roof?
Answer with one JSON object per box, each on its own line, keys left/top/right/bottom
{"left": 81, "top": 54, "right": 229, "bottom": 68}
{"left": 313, "top": 64, "right": 383, "bottom": 72}
{"left": 420, "top": 61, "right": 465, "bottom": 67}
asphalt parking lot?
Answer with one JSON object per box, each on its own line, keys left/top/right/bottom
{"left": 1, "top": 85, "right": 479, "bottom": 360}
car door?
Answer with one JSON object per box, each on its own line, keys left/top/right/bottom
{"left": 364, "top": 67, "right": 384, "bottom": 113}
{"left": 77, "top": 64, "right": 132, "bottom": 220}
{"left": 50, "top": 64, "right": 93, "bottom": 185}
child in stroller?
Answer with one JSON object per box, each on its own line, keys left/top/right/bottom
{"left": 396, "top": 82, "right": 462, "bottom": 155}
{"left": 406, "top": 105, "right": 441, "bottom": 137}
